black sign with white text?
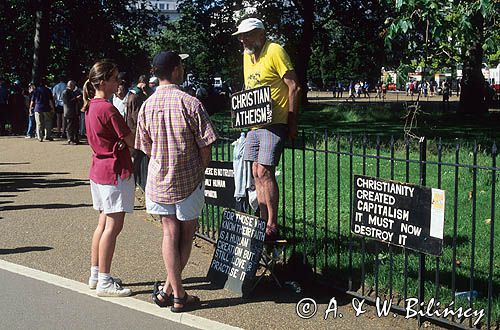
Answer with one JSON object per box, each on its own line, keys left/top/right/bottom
{"left": 204, "top": 161, "right": 235, "bottom": 208}
{"left": 207, "top": 209, "right": 266, "bottom": 295}
{"left": 351, "top": 175, "right": 445, "bottom": 256}
{"left": 231, "top": 86, "right": 272, "bottom": 128}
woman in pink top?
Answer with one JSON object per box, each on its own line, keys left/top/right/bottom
{"left": 82, "top": 60, "right": 135, "bottom": 297}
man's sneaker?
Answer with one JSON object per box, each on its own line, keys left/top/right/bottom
{"left": 96, "top": 280, "right": 131, "bottom": 297}
{"left": 89, "top": 276, "right": 122, "bottom": 289}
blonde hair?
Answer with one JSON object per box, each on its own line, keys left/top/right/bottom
{"left": 81, "top": 60, "right": 118, "bottom": 112}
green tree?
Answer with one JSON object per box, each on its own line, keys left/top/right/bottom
{"left": 384, "top": 0, "right": 500, "bottom": 115}
{"left": 152, "top": 0, "right": 243, "bottom": 87}
{"left": 1, "top": 0, "right": 160, "bottom": 85}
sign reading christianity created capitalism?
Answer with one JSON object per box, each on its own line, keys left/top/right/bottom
{"left": 351, "top": 175, "right": 445, "bottom": 256}
{"left": 231, "top": 86, "right": 272, "bottom": 128}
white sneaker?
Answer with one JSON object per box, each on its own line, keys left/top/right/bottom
{"left": 96, "top": 280, "right": 131, "bottom": 297}
{"left": 89, "top": 276, "right": 122, "bottom": 289}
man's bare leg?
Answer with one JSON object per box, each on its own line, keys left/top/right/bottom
{"left": 159, "top": 218, "right": 197, "bottom": 298}
{"left": 160, "top": 215, "right": 184, "bottom": 301}
{"left": 253, "top": 162, "right": 279, "bottom": 234}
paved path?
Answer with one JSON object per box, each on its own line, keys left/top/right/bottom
{"left": 0, "top": 136, "right": 445, "bottom": 329}
{"left": 0, "top": 266, "right": 196, "bottom": 330}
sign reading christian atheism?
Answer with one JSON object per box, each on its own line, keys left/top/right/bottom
{"left": 231, "top": 86, "right": 272, "bottom": 128}
{"left": 351, "top": 175, "right": 445, "bottom": 256}
{"left": 207, "top": 209, "right": 266, "bottom": 295}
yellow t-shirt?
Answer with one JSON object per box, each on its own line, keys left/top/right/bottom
{"left": 243, "top": 41, "right": 294, "bottom": 125}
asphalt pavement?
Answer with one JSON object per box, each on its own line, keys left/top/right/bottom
{"left": 0, "top": 267, "right": 196, "bottom": 330}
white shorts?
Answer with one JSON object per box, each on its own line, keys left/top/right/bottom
{"left": 90, "top": 175, "right": 135, "bottom": 214}
{"left": 146, "top": 182, "right": 205, "bottom": 221}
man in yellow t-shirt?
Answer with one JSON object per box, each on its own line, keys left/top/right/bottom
{"left": 232, "top": 18, "right": 301, "bottom": 241}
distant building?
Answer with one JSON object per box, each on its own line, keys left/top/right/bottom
{"left": 133, "top": 0, "right": 180, "bottom": 21}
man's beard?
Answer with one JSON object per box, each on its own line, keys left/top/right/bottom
{"left": 244, "top": 40, "right": 263, "bottom": 55}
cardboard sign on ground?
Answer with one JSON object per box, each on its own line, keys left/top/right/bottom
{"left": 207, "top": 209, "right": 266, "bottom": 295}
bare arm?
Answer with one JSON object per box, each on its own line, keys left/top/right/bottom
{"left": 123, "top": 131, "right": 135, "bottom": 148}
{"left": 199, "top": 145, "right": 212, "bottom": 170}
{"left": 283, "top": 70, "right": 301, "bottom": 141}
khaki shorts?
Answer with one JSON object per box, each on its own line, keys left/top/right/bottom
{"left": 146, "top": 182, "right": 205, "bottom": 221}
{"left": 90, "top": 175, "right": 135, "bottom": 214}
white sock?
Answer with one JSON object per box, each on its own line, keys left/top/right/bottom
{"left": 90, "top": 266, "right": 99, "bottom": 279}
{"left": 98, "top": 273, "right": 112, "bottom": 285}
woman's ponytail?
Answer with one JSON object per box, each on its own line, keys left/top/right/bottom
{"left": 82, "top": 79, "right": 95, "bottom": 112}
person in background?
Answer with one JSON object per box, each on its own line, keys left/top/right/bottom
{"left": 9, "top": 80, "right": 26, "bottom": 135}
{"left": 82, "top": 60, "right": 135, "bottom": 297}
{"left": 25, "top": 83, "right": 36, "bottom": 138}
{"left": 52, "top": 76, "right": 67, "bottom": 138}
{"left": 63, "top": 80, "right": 81, "bottom": 144}
{"left": 148, "top": 76, "right": 159, "bottom": 92}
{"left": 232, "top": 17, "right": 301, "bottom": 240}
{"left": 112, "top": 79, "right": 129, "bottom": 117}
{"left": 31, "top": 79, "right": 55, "bottom": 142}
{"left": 125, "top": 74, "right": 153, "bottom": 189}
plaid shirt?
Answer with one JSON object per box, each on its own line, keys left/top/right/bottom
{"left": 135, "top": 84, "right": 218, "bottom": 204}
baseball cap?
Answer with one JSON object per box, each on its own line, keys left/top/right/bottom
{"left": 152, "top": 51, "right": 189, "bottom": 72}
{"left": 232, "top": 18, "right": 265, "bottom": 36}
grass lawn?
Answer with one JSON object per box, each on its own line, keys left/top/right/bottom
{"left": 206, "top": 103, "right": 499, "bottom": 326}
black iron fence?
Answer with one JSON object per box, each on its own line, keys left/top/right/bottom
{"left": 194, "top": 129, "right": 498, "bottom": 330}
{"left": 136, "top": 127, "right": 498, "bottom": 329}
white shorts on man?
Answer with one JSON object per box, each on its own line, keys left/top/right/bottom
{"left": 146, "top": 182, "right": 205, "bottom": 220}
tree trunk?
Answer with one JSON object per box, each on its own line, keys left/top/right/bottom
{"left": 459, "top": 12, "right": 487, "bottom": 115}
{"left": 31, "top": 0, "right": 51, "bottom": 84}
{"left": 293, "top": 0, "right": 314, "bottom": 105}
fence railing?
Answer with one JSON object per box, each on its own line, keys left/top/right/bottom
{"left": 194, "top": 129, "right": 498, "bottom": 330}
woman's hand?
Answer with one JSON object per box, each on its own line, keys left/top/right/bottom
{"left": 117, "top": 140, "right": 126, "bottom": 150}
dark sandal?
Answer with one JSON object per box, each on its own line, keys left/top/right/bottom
{"left": 152, "top": 282, "right": 172, "bottom": 307}
{"left": 170, "top": 293, "right": 200, "bottom": 313}
{"left": 153, "top": 281, "right": 164, "bottom": 294}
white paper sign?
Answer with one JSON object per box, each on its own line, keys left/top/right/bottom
{"left": 430, "top": 188, "right": 445, "bottom": 239}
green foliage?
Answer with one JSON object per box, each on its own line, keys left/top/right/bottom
{"left": 384, "top": 0, "right": 499, "bottom": 68}
{"left": 1, "top": 0, "right": 161, "bottom": 85}
{"left": 150, "top": 0, "right": 243, "bottom": 86}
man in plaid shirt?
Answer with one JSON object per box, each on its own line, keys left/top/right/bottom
{"left": 135, "top": 51, "right": 217, "bottom": 312}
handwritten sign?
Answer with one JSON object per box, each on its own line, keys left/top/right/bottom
{"left": 351, "top": 175, "right": 445, "bottom": 256}
{"left": 204, "top": 161, "right": 235, "bottom": 208}
{"left": 231, "top": 86, "right": 272, "bottom": 128}
{"left": 207, "top": 209, "right": 266, "bottom": 295}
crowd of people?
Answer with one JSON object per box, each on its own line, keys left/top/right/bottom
{"left": 3, "top": 75, "right": 159, "bottom": 142}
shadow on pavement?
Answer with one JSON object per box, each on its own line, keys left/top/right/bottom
{"left": 0, "top": 246, "right": 53, "bottom": 255}
{"left": 0, "top": 171, "right": 87, "bottom": 194}
{"left": 1, "top": 203, "right": 92, "bottom": 212}
{"left": 0, "top": 162, "right": 30, "bottom": 166}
